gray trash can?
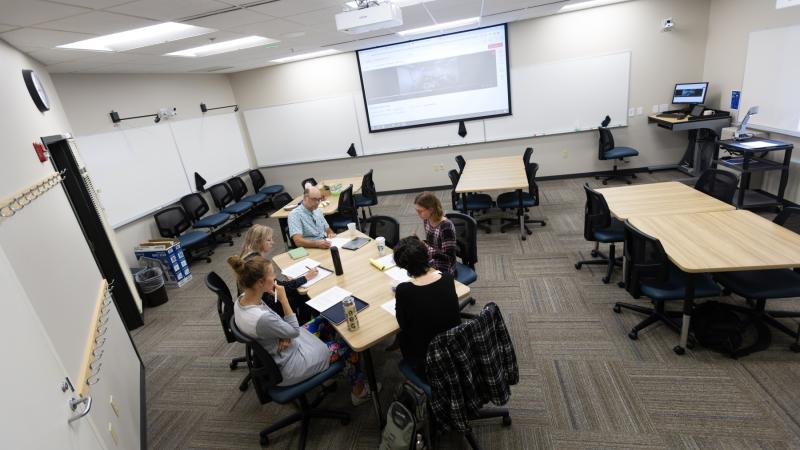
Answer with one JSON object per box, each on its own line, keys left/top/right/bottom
{"left": 134, "top": 267, "right": 168, "bottom": 307}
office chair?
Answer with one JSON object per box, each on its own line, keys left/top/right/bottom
{"left": 208, "top": 182, "right": 254, "bottom": 232}
{"left": 455, "top": 155, "right": 466, "bottom": 174}
{"left": 228, "top": 176, "right": 269, "bottom": 216}
{"left": 574, "top": 184, "right": 623, "bottom": 283}
{"left": 153, "top": 206, "right": 213, "bottom": 263}
{"left": 301, "top": 177, "right": 318, "bottom": 190}
{"left": 230, "top": 317, "right": 350, "bottom": 449}
{"left": 522, "top": 146, "right": 533, "bottom": 169}
{"left": 249, "top": 169, "right": 284, "bottom": 198}
{"left": 714, "top": 207, "right": 800, "bottom": 350}
{"left": 615, "top": 221, "right": 721, "bottom": 342}
{"left": 354, "top": 169, "right": 378, "bottom": 221}
{"left": 179, "top": 193, "right": 233, "bottom": 246}
{"left": 448, "top": 169, "right": 493, "bottom": 234}
{"left": 362, "top": 215, "right": 400, "bottom": 249}
{"left": 326, "top": 185, "right": 358, "bottom": 231}
{"left": 496, "top": 162, "right": 546, "bottom": 236}
{"left": 445, "top": 212, "right": 478, "bottom": 311}
{"left": 595, "top": 116, "right": 639, "bottom": 185}
{"left": 204, "top": 272, "right": 250, "bottom": 392}
{"left": 694, "top": 169, "right": 739, "bottom": 203}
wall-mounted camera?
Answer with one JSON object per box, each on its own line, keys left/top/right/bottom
{"left": 661, "top": 18, "right": 675, "bottom": 32}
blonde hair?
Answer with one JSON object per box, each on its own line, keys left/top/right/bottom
{"left": 227, "top": 255, "right": 272, "bottom": 289}
{"left": 240, "top": 224, "right": 274, "bottom": 258}
{"left": 414, "top": 192, "right": 443, "bottom": 221}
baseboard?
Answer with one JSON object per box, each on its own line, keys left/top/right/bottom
{"left": 753, "top": 189, "right": 799, "bottom": 207}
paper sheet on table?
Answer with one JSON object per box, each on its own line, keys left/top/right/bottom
{"left": 385, "top": 266, "right": 411, "bottom": 283}
{"left": 300, "top": 268, "right": 331, "bottom": 288}
{"left": 369, "top": 254, "right": 396, "bottom": 271}
{"left": 381, "top": 299, "right": 396, "bottom": 317}
{"left": 326, "top": 237, "right": 350, "bottom": 248}
{"left": 282, "top": 258, "right": 321, "bottom": 279}
{"left": 738, "top": 140, "right": 774, "bottom": 149}
{"left": 306, "top": 286, "right": 352, "bottom": 312}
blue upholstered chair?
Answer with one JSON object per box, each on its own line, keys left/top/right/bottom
{"left": 208, "top": 182, "right": 253, "bottom": 231}
{"left": 445, "top": 212, "right": 478, "bottom": 312}
{"left": 327, "top": 185, "right": 359, "bottom": 231}
{"left": 249, "top": 169, "right": 284, "bottom": 197}
{"left": 574, "top": 184, "right": 624, "bottom": 284}
{"left": 153, "top": 206, "right": 213, "bottom": 263}
{"left": 595, "top": 116, "right": 639, "bottom": 185}
{"left": 229, "top": 317, "right": 350, "bottom": 449}
{"left": 496, "top": 162, "right": 546, "bottom": 236}
{"left": 179, "top": 193, "right": 233, "bottom": 246}
{"left": 228, "top": 176, "right": 269, "bottom": 215}
{"left": 448, "top": 169, "right": 493, "bottom": 234}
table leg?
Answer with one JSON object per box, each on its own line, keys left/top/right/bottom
{"left": 517, "top": 189, "right": 525, "bottom": 241}
{"left": 278, "top": 217, "right": 289, "bottom": 245}
{"left": 675, "top": 273, "right": 696, "bottom": 355}
{"left": 362, "top": 349, "right": 384, "bottom": 429}
{"left": 777, "top": 147, "right": 793, "bottom": 206}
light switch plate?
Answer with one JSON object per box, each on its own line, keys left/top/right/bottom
{"left": 628, "top": 108, "right": 635, "bottom": 117}
{"left": 636, "top": 106, "right": 643, "bottom": 115}
{"left": 659, "top": 104, "right": 669, "bottom": 112}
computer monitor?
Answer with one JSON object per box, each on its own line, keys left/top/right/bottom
{"left": 672, "top": 82, "right": 709, "bottom": 104}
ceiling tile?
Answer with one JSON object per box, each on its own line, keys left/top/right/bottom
{"left": 235, "top": 18, "right": 308, "bottom": 38}
{"left": 27, "top": 48, "right": 89, "bottom": 65}
{"left": 249, "top": 0, "right": 342, "bottom": 18}
{"left": 0, "top": 27, "right": 97, "bottom": 51}
{"left": 37, "top": 11, "right": 159, "bottom": 35}
{"left": 286, "top": 6, "right": 342, "bottom": 26}
{"left": 0, "top": 0, "right": 88, "bottom": 27}
{"left": 45, "top": 59, "right": 115, "bottom": 73}
{"left": 45, "top": 0, "right": 137, "bottom": 8}
{"left": 0, "top": 23, "right": 18, "bottom": 32}
{"left": 107, "top": 0, "right": 232, "bottom": 21}
{"left": 186, "top": 8, "right": 273, "bottom": 30}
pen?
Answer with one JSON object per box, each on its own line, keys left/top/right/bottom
{"left": 318, "top": 265, "right": 334, "bottom": 272}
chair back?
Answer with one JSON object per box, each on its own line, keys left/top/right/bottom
{"left": 205, "top": 272, "right": 236, "bottom": 343}
{"left": 623, "top": 221, "right": 671, "bottom": 297}
{"left": 227, "top": 177, "right": 249, "bottom": 202}
{"left": 523, "top": 147, "right": 533, "bottom": 167}
{"left": 209, "top": 183, "right": 233, "bottom": 209}
{"left": 249, "top": 169, "right": 265, "bottom": 191}
{"left": 445, "top": 212, "right": 478, "bottom": 268}
{"left": 455, "top": 155, "right": 466, "bottom": 174}
{"left": 361, "top": 169, "right": 377, "bottom": 200}
{"left": 180, "top": 193, "right": 209, "bottom": 222}
{"left": 448, "top": 169, "right": 461, "bottom": 210}
{"left": 694, "top": 169, "right": 739, "bottom": 203}
{"left": 363, "top": 215, "right": 400, "bottom": 248}
{"left": 233, "top": 317, "right": 283, "bottom": 404}
{"left": 597, "top": 127, "right": 615, "bottom": 159}
{"left": 271, "top": 192, "right": 293, "bottom": 210}
{"left": 154, "top": 206, "right": 191, "bottom": 238}
{"left": 582, "top": 184, "right": 613, "bottom": 241}
{"left": 775, "top": 206, "right": 800, "bottom": 233}
{"left": 527, "top": 162, "right": 541, "bottom": 204}
{"left": 301, "top": 177, "right": 318, "bottom": 190}
{"left": 336, "top": 185, "right": 357, "bottom": 221}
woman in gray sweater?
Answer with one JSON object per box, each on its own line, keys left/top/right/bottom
{"left": 228, "top": 255, "right": 375, "bottom": 405}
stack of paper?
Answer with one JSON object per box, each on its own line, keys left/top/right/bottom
{"left": 381, "top": 299, "right": 397, "bottom": 317}
{"left": 369, "top": 254, "right": 396, "bottom": 271}
{"left": 385, "top": 266, "right": 411, "bottom": 283}
{"left": 300, "top": 268, "right": 332, "bottom": 288}
{"left": 326, "top": 237, "right": 350, "bottom": 248}
{"left": 282, "top": 259, "right": 320, "bottom": 279}
{"left": 306, "top": 286, "right": 352, "bottom": 312}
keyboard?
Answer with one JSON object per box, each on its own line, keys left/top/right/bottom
{"left": 656, "top": 112, "right": 687, "bottom": 119}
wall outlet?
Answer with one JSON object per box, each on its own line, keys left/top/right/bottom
{"left": 636, "top": 106, "right": 643, "bottom": 115}
{"left": 628, "top": 107, "right": 635, "bottom": 117}
{"left": 432, "top": 163, "right": 445, "bottom": 172}
{"left": 659, "top": 103, "right": 669, "bottom": 112}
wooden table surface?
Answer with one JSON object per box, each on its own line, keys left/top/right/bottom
{"left": 628, "top": 209, "right": 800, "bottom": 273}
{"left": 647, "top": 114, "right": 691, "bottom": 124}
{"left": 269, "top": 176, "right": 363, "bottom": 220}
{"left": 272, "top": 230, "right": 471, "bottom": 352}
{"left": 596, "top": 181, "right": 735, "bottom": 220}
{"left": 456, "top": 155, "right": 528, "bottom": 193}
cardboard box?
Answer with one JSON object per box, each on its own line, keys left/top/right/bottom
{"left": 134, "top": 239, "right": 192, "bottom": 287}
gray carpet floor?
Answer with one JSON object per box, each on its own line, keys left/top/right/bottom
{"left": 131, "top": 170, "right": 800, "bottom": 450}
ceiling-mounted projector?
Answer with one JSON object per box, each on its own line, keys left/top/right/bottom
{"left": 336, "top": 2, "right": 403, "bottom": 34}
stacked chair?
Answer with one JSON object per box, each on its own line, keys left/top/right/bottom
{"left": 153, "top": 206, "right": 213, "bottom": 263}
{"left": 180, "top": 193, "right": 233, "bottom": 247}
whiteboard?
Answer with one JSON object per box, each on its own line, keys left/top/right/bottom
{"left": 244, "top": 95, "right": 363, "bottom": 166}
{"left": 76, "top": 124, "right": 192, "bottom": 228}
{"left": 484, "top": 51, "right": 631, "bottom": 140}
{"left": 740, "top": 24, "right": 800, "bottom": 137}
{"left": 170, "top": 113, "right": 250, "bottom": 185}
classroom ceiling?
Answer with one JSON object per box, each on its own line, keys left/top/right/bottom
{"left": 0, "top": 0, "right": 622, "bottom": 74}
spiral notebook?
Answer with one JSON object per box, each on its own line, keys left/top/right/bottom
{"left": 319, "top": 297, "right": 369, "bottom": 325}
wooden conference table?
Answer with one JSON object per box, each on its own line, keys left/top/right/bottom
{"left": 270, "top": 176, "right": 363, "bottom": 244}
{"left": 456, "top": 155, "right": 529, "bottom": 240}
{"left": 272, "top": 229, "right": 471, "bottom": 427}
{"left": 596, "top": 181, "right": 734, "bottom": 220}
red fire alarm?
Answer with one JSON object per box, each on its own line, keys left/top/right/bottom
{"left": 32, "top": 142, "right": 48, "bottom": 162}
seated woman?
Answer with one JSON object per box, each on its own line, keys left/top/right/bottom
{"left": 413, "top": 192, "right": 457, "bottom": 276}
{"left": 229, "top": 255, "right": 376, "bottom": 404}
{"left": 393, "top": 237, "right": 461, "bottom": 379}
{"left": 240, "top": 224, "right": 316, "bottom": 322}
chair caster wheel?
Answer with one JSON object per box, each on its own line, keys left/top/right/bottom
{"left": 526, "top": 230, "right": 532, "bottom": 235}
{"left": 613, "top": 305, "right": 621, "bottom": 313}
{"left": 631, "top": 174, "right": 637, "bottom": 179}
{"left": 260, "top": 435, "right": 269, "bottom": 447}
{"left": 239, "top": 382, "right": 249, "bottom": 392}
{"left": 617, "top": 281, "right": 625, "bottom": 289}
{"left": 521, "top": 236, "right": 526, "bottom": 241}
{"left": 502, "top": 415, "right": 512, "bottom": 426}
{"left": 790, "top": 343, "right": 800, "bottom": 353}
{"left": 468, "top": 298, "right": 476, "bottom": 306}
{"left": 575, "top": 263, "right": 582, "bottom": 270}
{"left": 673, "top": 345, "right": 685, "bottom": 355}
{"left": 602, "top": 180, "right": 608, "bottom": 185}
{"left": 602, "top": 276, "right": 610, "bottom": 284}
{"left": 341, "top": 417, "right": 351, "bottom": 425}
{"left": 590, "top": 250, "right": 599, "bottom": 257}
{"left": 229, "top": 362, "right": 238, "bottom": 370}
{"left": 628, "top": 331, "right": 638, "bottom": 340}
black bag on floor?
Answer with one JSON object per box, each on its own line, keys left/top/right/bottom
{"left": 690, "top": 301, "right": 771, "bottom": 358}
{"left": 379, "top": 381, "right": 429, "bottom": 450}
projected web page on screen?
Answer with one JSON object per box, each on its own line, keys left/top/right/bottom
{"left": 357, "top": 24, "right": 510, "bottom": 132}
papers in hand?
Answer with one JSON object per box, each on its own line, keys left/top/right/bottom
{"left": 326, "top": 237, "right": 350, "bottom": 248}
{"left": 738, "top": 140, "right": 774, "bottom": 149}
{"left": 282, "top": 258, "right": 321, "bottom": 279}
{"left": 381, "top": 299, "right": 396, "bottom": 317}
{"left": 369, "top": 254, "right": 396, "bottom": 271}
{"left": 306, "top": 286, "right": 352, "bottom": 312}
{"left": 385, "top": 266, "right": 411, "bottom": 283}
{"left": 301, "top": 268, "right": 331, "bottom": 288}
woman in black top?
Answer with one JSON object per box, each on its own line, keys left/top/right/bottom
{"left": 394, "top": 236, "right": 461, "bottom": 379}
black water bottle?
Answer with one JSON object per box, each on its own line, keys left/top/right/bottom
{"left": 330, "top": 246, "right": 343, "bottom": 275}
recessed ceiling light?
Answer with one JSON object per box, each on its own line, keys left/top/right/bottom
{"left": 560, "top": 0, "right": 623, "bottom": 12}
{"left": 397, "top": 17, "right": 479, "bottom": 36}
{"left": 271, "top": 49, "right": 340, "bottom": 63}
{"left": 57, "top": 22, "right": 214, "bottom": 52}
{"left": 165, "top": 36, "right": 279, "bottom": 57}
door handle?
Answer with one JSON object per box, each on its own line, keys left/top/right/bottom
{"left": 67, "top": 395, "right": 92, "bottom": 424}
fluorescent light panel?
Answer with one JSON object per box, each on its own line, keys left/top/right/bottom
{"left": 165, "top": 36, "right": 278, "bottom": 57}
{"left": 560, "top": 0, "right": 623, "bottom": 12}
{"left": 397, "top": 17, "right": 479, "bottom": 36}
{"left": 271, "top": 49, "right": 339, "bottom": 63}
{"left": 58, "top": 22, "right": 214, "bottom": 52}
{"left": 345, "top": 0, "right": 434, "bottom": 8}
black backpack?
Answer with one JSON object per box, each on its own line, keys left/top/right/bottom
{"left": 690, "top": 301, "right": 771, "bottom": 359}
{"left": 379, "top": 381, "right": 430, "bottom": 450}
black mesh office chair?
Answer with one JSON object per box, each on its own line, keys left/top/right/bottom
{"left": 446, "top": 212, "right": 478, "bottom": 311}
{"left": 354, "top": 169, "right": 378, "bottom": 221}
{"left": 455, "top": 155, "right": 466, "bottom": 174}
{"left": 208, "top": 182, "right": 253, "bottom": 232}
{"left": 448, "top": 169, "right": 493, "bottom": 233}
{"left": 362, "top": 215, "right": 400, "bottom": 249}
{"left": 230, "top": 317, "right": 350, "bottom": 448}
{"left": 204, "top": 272, "right": 250, "bottom": 391}
{"left": 523, "top": 147, "right": 533, "bottom": 169}
{"left": 179, "top": 193, "right": 233, "bottom": 246}
{"left": 249, "top": 169, "right": 284, "bottom": 198}
{"left": 574, "top": 184, "right": 623, "bottom": 283}
{"left": 153, "top": 206, "right": 213, "bottom": 263}
{"left": 496, "top": 162, "right": 546, "bottom": 236}
{"left": 694, "top": 169, "right": 739, "bottom": 203}
{"left": 596, "top": 116, "right": 639, "bottom": 185}
{"left": 714, "top": 207, "right": 800, "bottom": 350}
{"left": 327, "top": 185, "right": 358, "bottom": 231}
{"left": 615, "top": 221, "right": 721, "bottom": 341}
{"left": 301, "top": 177, "right": 318, "bottom": 190}
{"left": 271, "top": 192, "right": 297, "bottom": 248}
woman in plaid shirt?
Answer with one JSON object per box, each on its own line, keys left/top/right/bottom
{"left": 414, "top": 192, "right": 457, "bottom": 276}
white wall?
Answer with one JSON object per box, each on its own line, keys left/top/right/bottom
{"left": 229, "top": 0, "right": 711, "bottom": 197}
{"left": 0, "top": 40, "right": 140, "bottom": 450}
{"left": 703, "top": 0, "right": 800, "bottom": 204}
